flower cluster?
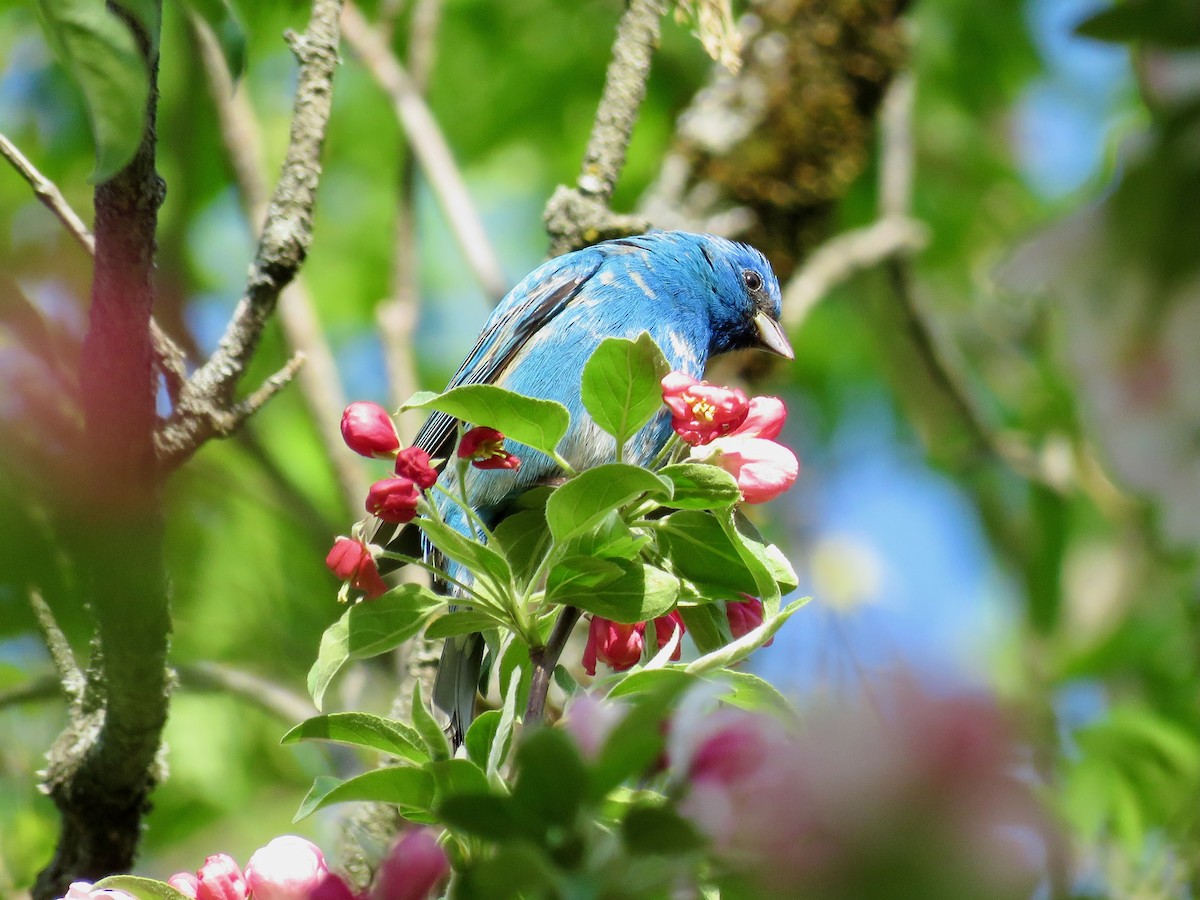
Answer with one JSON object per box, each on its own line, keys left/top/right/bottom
{"left": 331, "top": 402, "right": 524, "bottom": 598}
{"left": 662, "top": 374, "right": 798, "bottom": 503}
{"left": 60, "top": 832, "right": 452, "bottom": 900}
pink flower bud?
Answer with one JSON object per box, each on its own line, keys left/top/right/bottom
{"left": 394, "top": 446, "right": 438, "bottom": 490}
{"left": 561, "top": 693, "right": 627, "bottom": 760}
{"left": 582, "top": 617, "right": 645, "bottom": 675}
{"left": 341, "top": 402, "right": 401, "bottom": 459}
{"left": 457, "top": 426, "right": 521, "bottom": 470}
{"left": 167, "top": 873, "right": 200, "bottom": 899}
{"left": 728, "top": 395, "right": 786, "bottom": 440}
{"left": 325, "top": 537, "right": 388, "bottom": 599}
{"left": 661, "top": 372, "right": 750, "bottom": 445}
{"left": 366, "top": 477, "right": 421, "bottom": 524}
{"left": 309, "top": 874, "right": 359, "bottom": 900}
{"left": 195, "top": 853, "right": 248, "bottom": 900}
{"left": 369, "top": 829, "right": 450, "bottom": 900}
{"left": 727, "top": 595, "right": 772, "bottom": 645}
{"left": 652, "top": 611, "right": 685, "bottom": 660}
{"left": 691, "top": 436, "right": 798, "bottom": 503}
{"left": 245, "top": 836, "right": 330, "bottom": 900}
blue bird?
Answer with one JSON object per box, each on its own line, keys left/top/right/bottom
{"left": 381, "top": 231, "right": 792, "bottom": 740}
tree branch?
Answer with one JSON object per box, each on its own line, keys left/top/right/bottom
{"left": 35, "top": 1, "right": 171, "bottom": 892}
{"left": 544, "top": 0, "right": 668, "bottom": 255}
{"left": 341, "top": 2, "right": 507, "bottom": 302}
{"left": 0, "top": 130, "right": 188, "bottom": 391}
{"left": 156, "top": 0, "right": 346, "bottom": 472}
{"left": 191, "top": 11, "right": 370, "bottom": 513}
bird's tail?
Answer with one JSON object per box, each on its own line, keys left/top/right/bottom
{"left": 432, "top": 632, "right": 483, "bottom": 747}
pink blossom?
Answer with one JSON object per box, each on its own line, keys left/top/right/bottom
{"left": 366, "top": 477, "right": 421, "bottom": 524}
{"left": 652, "top": 611, "right": 686, "bottom": 660}
{"left": 325, "top": 537, "right": 388, "bottom": 599}
{"left": 582, "top": 617, "right": 644, "bottom": 675}
{"left": 691, "top": 435, "right": 798, "bottom": 503}
{"left": 728, "top": 395, "right": 786, "bottom": 440}
{"left": 195, "top": 853, "right": 248, "bottom": 900}
{"left": 245, "top": 836, "right": 329, "bottom": 900}
{"left": 560, "top": 693, "right": 627, "bottom": 760}
{"left": 394, "top": 446, "right": 438, "bottom": 490}
{"left": 341, "top": 402, "right": 401, "bottom": 459}
{"left": 726, "top": 595, "right": 771, "bottom": 646}
{"left": 369, "top": 829, "right": 450, "bottom": 900}
{"left": 167, "top": 873, "right": 200, "bottom": 899}
{"left": 457, "top": 426, "right": 521, "bottom": 470}
{"left": 661, "top": 372, "right": 750, "bottom": 445}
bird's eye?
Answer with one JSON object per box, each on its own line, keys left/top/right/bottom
{"left": 742, "top": 269, "right": 763, "bottom": 292}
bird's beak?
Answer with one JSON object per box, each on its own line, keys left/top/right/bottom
{"left": 753, "top": 311, "right": 794, "bottom": 360}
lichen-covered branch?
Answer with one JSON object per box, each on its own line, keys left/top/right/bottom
{"left": 191, "top": 12, "right": 370, "bottom": 513}
{"left": 544, "top": 0, "right": 668, "bottom": 255}
{"left": 34, "top": 1, "right": 170, "bottom": 893}
{"left": 155, "top": 0, "right": 345, "bottom": 471}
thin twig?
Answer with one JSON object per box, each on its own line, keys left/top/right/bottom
{"left": 177, "top": 661, "right": 318, "bottom": 723}
{"left": 0, "top": 130, "right": 189, "bottom": 388}
{"left": 524, "top": 606, "right": 582, "bottom": 729}
{"left": 191, "top": 12, "right": 370, "bottom": 513}
{"left": 156, "top": 0, "right": 346, "bottom": 471}
{"left": 28, "top": 591, "right": 84, "bottom": 704}
{"left": 341, "top": 2, "right": 507, "bottom": 301}
{"left": 0, "top": 131, "right": 95, "bottom": 254}
{"left": 544, "top": 0, "right": 668, "bottom": 255}
{"left": 376, "top": 0, "right": 442, "bottom": 438}
{"left": 782, "top": 215, "right": 928, "bottom": 330}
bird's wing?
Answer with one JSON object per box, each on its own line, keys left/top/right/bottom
{"left": 412, "top": 248, "right": 606, "bottom": 460}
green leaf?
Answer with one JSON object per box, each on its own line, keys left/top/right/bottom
{"left": 512, "top": 727, "right": 588, "bottom": 827}
{"left": 545, "top": 463, "right": 671, "bottom": 543}
{"left": 35, "top": 0, "right": 151, "bottom": 181}
{"left": 427, "top": 758, "right": 491, "bottom": 806}
{"left": 546, "top": 559, "right": 679, "bottom": 624}
{"left": 545, "top": 556, "right": 624, "bottom": 602}
{"left": 412, "top": 684, "right": 452, "bottom": 762}
{"left": 1075, "top": 1, "right": 1200, "bottom": 47}
{"left": 720, "top": 669, "right": 794, "bottom": 715}
{"left": 580, "top": 333, "right": 670, "bottom": 453}
{"left": 425, "top": 610, "right": 504, "bottom": 639}
{"left": 677, "top": 603, "right": 727, "bottom": 654}
{"left": 588, "top": 679, "right": 687, "bottom": 799}
{"left": 294, "top": 768, "right": 434, "bottom": 822}
{"left": 437, "top": 793, "right": 537, "bottom": 841}
{"left": 281, "top": 712, "right": 427, "bottom": 764}
{"left": 402, "top": 385, "right": 570, "bottom": 459}
{"left": 686, "top": 595, "right": 810, "bottom": 673}
{"left": 459, "top": 843, "right": 557, "bottom": 900}
{"left": 416, "top": 515, "right": 514, "bottom": 609}
{"left": 498, "top": 636, "right": 532, "bottom": 715}
{"left": 658, "top": 463, "right": 742, "bottom": 510}
{"left": 307, "top": 586, "right": 442, "bottom": 709}
{"left": 562, "top": 511, "right": 650, "bottom": 560}
{"left": 184, "top": 0, "right": 247, "bottom": 79}
{"left": 622, "top": 804, "right": 705, "bottom": 854}
{"left": 659, "top": 510, "right": 761, "bottom": 596}
{"left": 92, "top": 876, "right": 191, "bottom": 900}
{"left": 491, "top": 507, "right": 553, "bottom": 588}
{"left": 465, "top": 709, "right": 502, "bottom": 770}
{"left": 488, "top": 669, "right": 522, "bottom": 781}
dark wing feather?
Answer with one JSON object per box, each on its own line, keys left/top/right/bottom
{"left": 411, "top": 248, "right": 605, "bottom": 461}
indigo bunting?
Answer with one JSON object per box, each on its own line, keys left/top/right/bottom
{"left": 385, "top": 231, "right": 792, "bottom": 739}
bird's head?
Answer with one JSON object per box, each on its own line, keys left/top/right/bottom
{"left": 690, "top": 234, "right": 793, "bottom": 361}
